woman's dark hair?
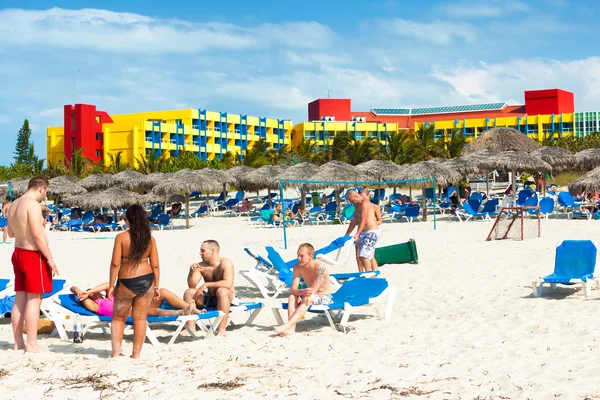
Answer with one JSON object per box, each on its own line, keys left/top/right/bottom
{"left": 125, "top": 204, "right": 151, "bottom": 266}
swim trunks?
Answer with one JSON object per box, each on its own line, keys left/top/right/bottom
{"left": 12, "top": 248, "right": 52, "bottom": 293}
{"left": 310, "top": 293, "right": 333, "bottom": 305}
{"left": 94, "top": 297, "right": 114, "bottom": 317}
{"left": 358, "top": 230, "right": 380, "bottom": 260}
{"left": 202, "top": 291, "right": 240, "bottom": 309}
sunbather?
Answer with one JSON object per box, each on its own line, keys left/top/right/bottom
{"left": 70, "top": 283, "right": 198, "bottom": 317}
{"left": 183, "top": 240, "right": 238, "bottom": 336}
{"left": 274, "top": 243, "right": 333, "bottom": 337}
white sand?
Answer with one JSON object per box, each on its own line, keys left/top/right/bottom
{"left": 1, "top": 214, "right": 600, "bottom": 399}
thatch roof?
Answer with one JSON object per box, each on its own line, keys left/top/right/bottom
{"left": 442, "top": 157, "right": 480, "bottom": 177}
{"left": 575, "top": 148, "right": 600, "bottom": 170}
{"left": 65, "top": 188, "right": 145, "bottom": 209}
{"left": 79, "top": 174, "right": 116, "bottom": 190}
{"left": 478, "top": 150, "right": 551, "bottom": 172}
{"left": 48, "top": 176, "right": 86, "bottom": 196}
{"left": 197, "top": 168, "right": 235, "bottom": 186}
{"left": 237, "top": 165, "right": 287, "bottom": 191}
{"left": 10, "top": 178, "right": 30, "bottom": 196}
{"left": 152, "top": 169, "right": 223, "bottom": 196}
{"left": 278, "top": 162, "right": 319, "bottom": 188}
{"left": 355, "top": 159, "right": 404, "bottom": 181}
{"left": 568, "top": 166, "right": 600, "bottom": 195}
{"left": 113, "top": 170, "right": 146, "bottom": 190}
{"left": 531, "top": 146, "right": 576, "bottom": 172}
{"left": 461, "top": 127, "right": 541, "bottom": 155}
{"left": 394, "top": 160, "right": 463, "bottom": 187}
{"left": 311, "top": 161, "right": 371, "bottom": 186}
{"left": 138, "top": 172, "right": 173, "bottom": 190}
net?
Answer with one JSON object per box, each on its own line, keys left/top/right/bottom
{"left": 486, "top": 206, "right": 540, "bottom": 241}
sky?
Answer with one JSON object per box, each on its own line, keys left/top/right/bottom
{"left": 0, "top": 0, "right": 599, "bottom": 165}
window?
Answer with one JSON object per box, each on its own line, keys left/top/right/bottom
{"left": 71, "top": 115, "right": 76, "bottom": 131}
{"left": 96, "top": 133, "right": 101, "bottom": 141}
{"left": 562, "top": 122, "right": 574, "bottom": 133}
{"left": 71, "top": 138, "right": 75, "bottom": 153}
{"left": 527, "top": 124, "right": 538, "bottom": 134}
{"left": 464, "top": 127, "right": 475, "bottom": 138}
{"left": 96, "top": 150, "right": 101, "bottom": 157}
{"left": 542, "top": 124, "right": 552, "bottom": 134}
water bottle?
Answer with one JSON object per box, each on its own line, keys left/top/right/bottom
{"left": 73, "top": 316, "right": 83, "bottom": 343}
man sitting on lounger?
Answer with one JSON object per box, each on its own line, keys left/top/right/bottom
{"left": 183, "top": 240, "right": 238, "bottom": 336}
{"left": 70, "top": 283, "right": 198, "bottom": 317}
{"left": 274, "top": 243, "right": 333, "bottom": 337}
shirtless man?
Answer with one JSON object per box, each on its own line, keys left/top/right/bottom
{"left": 274, "top": 243, "right": 333, "bottom": 337}
{"left": 183, "top": 240, "right": 237, "bottom": 336}
{"left": 345, "top": 189, "right": 381, "bottom": 272}
{"left": 3, "top": 196, "right": 12, "bottom": 243}
{"left": 7, "top": 176, "right": 58, "bottom": 353}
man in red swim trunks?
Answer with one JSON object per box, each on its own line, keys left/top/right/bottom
{"left": 7, "top": 176, "right": 59, "bottom": 353}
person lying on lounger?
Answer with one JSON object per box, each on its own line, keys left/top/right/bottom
{"left": 274, "top": 243, "right": 333, "bottom": 337}
{"left": 70, "top": 283, "right": 199, "bottom": 317}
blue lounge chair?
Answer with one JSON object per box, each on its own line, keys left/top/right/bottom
{"left": 396, "top": 204, "right": 420, "bottom": 223}
{"left": 557, "top": 192, "right": 590, "bottom": 219}
{"left": 271, "top": 277, "right": 396, "bottom": 331}
{"left": 532, "top": 240, "right": 599, "bottom": 298}
{"left": 189, "top": 204, "right": 208, "bottom": 218}
{"left": 49, "top": 294, "right": 224, "bottom": 345}
{"left": 480, "top": 199, "right": 499, "bottom": 217}
{"left": 538, "top": 197, "right": 555, "bottom": 219}
{"left": 150, "top": 214, "right": 172, "bottom": 230}
{"left": 0, "top": 278, "right": 12, "bottom": 293}
{"left": 458, "top": 202, "right": 490, "bottom": 221}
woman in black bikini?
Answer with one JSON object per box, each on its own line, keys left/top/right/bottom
{"left": 108, "top": 204, "right": 159, "bottom": 359}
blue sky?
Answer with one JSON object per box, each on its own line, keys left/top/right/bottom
{"left": 0, "top": 0, "right": 599, "bottom": 165}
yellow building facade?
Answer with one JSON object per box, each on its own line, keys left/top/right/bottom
{"left": 47, "top": 107, "right": 292, "bottom": 167}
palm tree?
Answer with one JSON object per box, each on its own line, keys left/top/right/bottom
{"left": 415, "top": 123, "right": 443, "bottom": 161}
{"left": 135, "top": 150, "right": 169, "bottom": 174}
{"left": 67, "top": 148, "right": 89, "bottom": 177}
{"left": 294, "top": 138, "right": 318, "bottom": 163}
{"left": 169, "top": 151, "right": 206, "bottom": 171}
{"left": 347, "top": 138, "right": 379, "bottom": 165}
{"left": 107, "top": 151, "right": 128, "bottom": 173}
{"left": 438, "top": 128, "right": 466, "bottom": 159}
{"left": 266, "top": 144, "right": 291, "bottom": 166}
{"left": 241, "top": 138, "right": 269, "bottom": 168}
{"left": 315, "top": 132, "right": 352, "bottom": 164}
{"left": 379, "top": 131, "right": 418, "bottom": 165}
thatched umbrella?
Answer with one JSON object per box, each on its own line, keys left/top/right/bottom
{"left": 461, "top": 149, "right": 501, "bottom": 196}
{"left": 462, "top": 127, "right": 541, "bottom": 201}
{"left": 531, "top": 147, "right": 577, "bottom": 195}
{"left": 575, "top": 149, "right": 600, "bottom": 171}
{"left": 238, "top": 165, "right": 287, "bottom": 207}
{"left": 48, "top": 176, "right": 86, "bottom": 196}
{"left": 9, "top": 178, "right": 30, "bottom": 197}
{"left": 66, "top": 188, "right": 145, "bottom": 210}
{"left": 139, "top": 172, "right": 172, "bottom": 191}
{"left": 568, "top": 166, "right": 600, "bottom": 195}
{"left": 153, "top": 169, "right": 223, "bottom": 229}
{"left": 197, "top": 168, "right": 236, "bottom": 214}
{"left": 394, "top": 161, "right": 463, "bottom": 221}
{"left": 462, "top": 127, "right": 541, "bottom": 155}
{"left": 279, "top": 162, "right": 320, "bottom": 209}
{"left": 226, "top": 166, "right": 254, "bottom": 188}
{"left": 355, "top": 159, "right": 404, "bottom": 204}
{"left": 312, "top": 161, "right": 372, "bottom": 215}
{"left": 79, "top": 174, "right": 117, "bottom": 191}
{"left": 479, "top": 150, "right": 551, "bottom": 201}
{"left": 113, "top": 170, "right": 146, "bottom": 190}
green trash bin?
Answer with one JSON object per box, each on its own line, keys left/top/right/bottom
{"left": 374, "top": 239, "right": 418, "bottom": 266}
{"left": 311, "top": 192, "right": 321, "bottom": 206}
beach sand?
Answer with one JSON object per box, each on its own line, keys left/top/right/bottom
{"left": 1, "top": 214, "right": 600, "bottom": 399}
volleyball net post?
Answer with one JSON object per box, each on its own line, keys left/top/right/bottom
{"left": 279, "top": 176, "right": 436, "bottom": 249}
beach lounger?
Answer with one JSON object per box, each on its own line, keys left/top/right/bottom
{"left": 0, "top": 278, "right": 12, "bottom": 294}
{"left": 271, "top": 277, "right": 396, "bottom": 332}
{"left": 532, "top": 240, "right": 600, "bottom": 298}
{"left": 49, "top": 294, "right": 225, "bottom": 345}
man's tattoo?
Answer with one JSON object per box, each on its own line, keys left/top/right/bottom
{"left": 316, "top": 265, "right": 324, "bottom": 281}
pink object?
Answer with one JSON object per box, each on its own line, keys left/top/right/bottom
{"left": 94, "top": 297, "right": 114, "bottom": 316}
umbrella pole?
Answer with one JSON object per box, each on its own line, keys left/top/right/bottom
{"left": 113, "top": 207, "right": 118, "bottom": 225}
{"left": 222, "top": 183, "right": 227, "bottom": 202}
{"left": 335, "top": 189, "right": 341, "bottom": 217}
{"left": 301, "top": 185, "right": 307, "bottom": 210}
{"left": 422, "top": 187, "right": 428, "bottom": 222}
{"left": 486, "top": 173, "right": 490, "bottom": 197}
{"left": 185, "top": 192, "right": 190, "bottom": 229}
{"left": 205, "top": 193, "right": 210, "bottom": 216}
{"left": 378, "top": 182, "right": 382, "bottom": 205}
{"left": 543, "top": 174, "right": 547, "bottom": 197}
{"left": 511, "top": 169, "right": 517, "bottom": 206}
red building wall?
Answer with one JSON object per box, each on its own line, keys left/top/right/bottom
{"left": 308, "top": 99, "right": 352, "bottom": 121}
{"left": 63, "top": 104, "right": 112, "bottom": 163}
{"left": 524, "top": 89, "right": 574, "bottom": 115}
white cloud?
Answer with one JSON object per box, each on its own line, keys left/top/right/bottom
{"left": 0, "top": 8, "right": 334, "bottom": 53}
{"left": 385, "top": 18, "right": 477, "bottom": 45}
{"left": 439, "top": 0, "right": 530, "bottom": 18}
{"left": 431, "top": 57, "right": 600, "bottom": 110}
